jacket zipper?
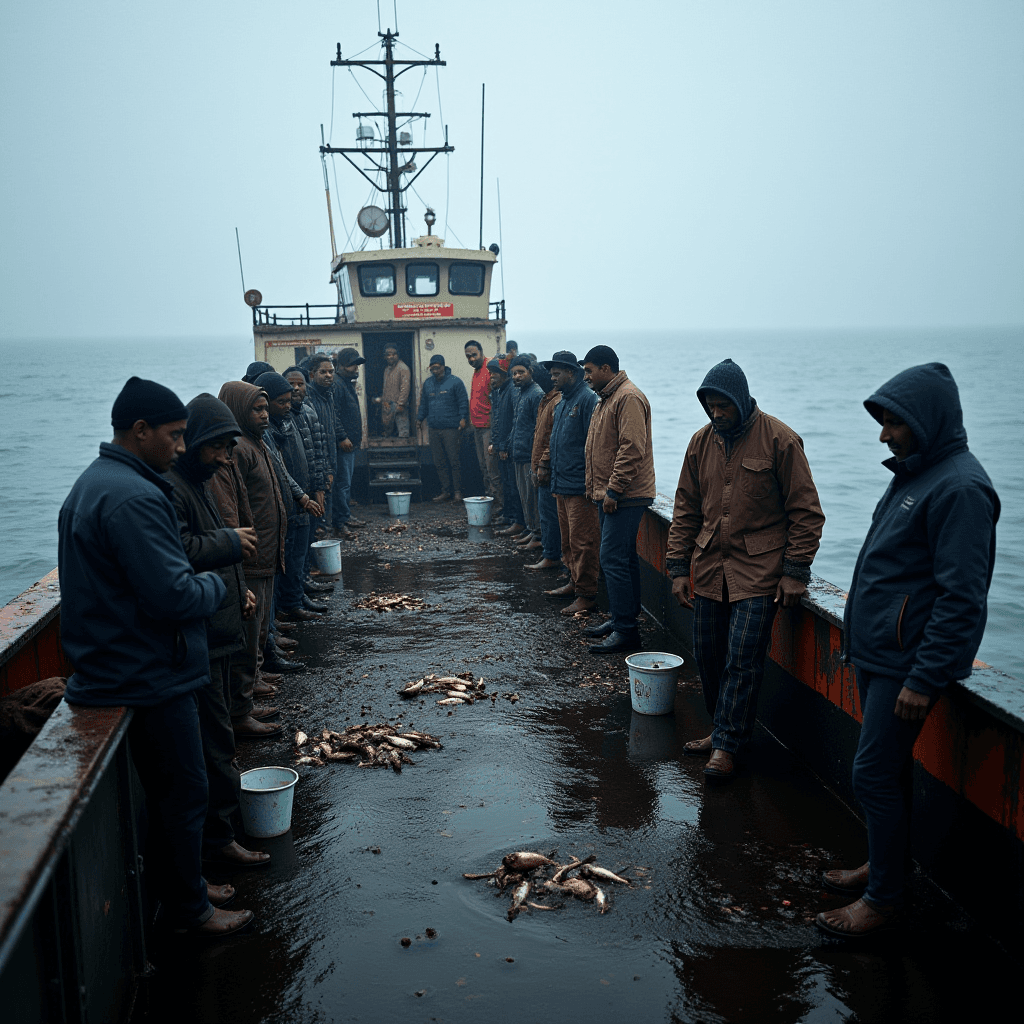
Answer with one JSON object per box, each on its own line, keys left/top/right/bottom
{"left": 896, "top": 595, "right": 909, "bottom": 651}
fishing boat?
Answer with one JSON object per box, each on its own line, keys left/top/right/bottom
{"left": 249, "top": 28, "right": 505, "bottom": 500}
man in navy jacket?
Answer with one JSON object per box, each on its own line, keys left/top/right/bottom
{"left": 817, "top": 363, "right": 999, "bottom": 939}
{"left": 418, "top": 354, "right": 469, "bottom": 501}
{"left": 60, "top": 377, "right": 253, "bottom": 936}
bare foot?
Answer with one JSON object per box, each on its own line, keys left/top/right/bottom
{"left": 192, "top": 907, "right": 254, "bottom": 937}
{"left": 206, "top": 882, "right": 235, "bottom": 907}
{"left": 815, "top": 897, "right": 893, "bottom": 938}
{"left": 822, "top": 862, "right": 869, "bottom": 893}
{"left": 683, "top": 734, "right": 713, "bottom": 757}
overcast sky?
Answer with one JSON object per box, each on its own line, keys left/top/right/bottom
{"left": 2, "top": 0, "right": 1021, "bottom": 338}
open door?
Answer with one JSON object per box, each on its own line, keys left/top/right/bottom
{"left": 362, "top": 331, "right": 415, "bottom": 442}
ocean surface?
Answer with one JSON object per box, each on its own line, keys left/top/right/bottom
{"left": 1, "top": 328, "right": 1020, "bottom": 676}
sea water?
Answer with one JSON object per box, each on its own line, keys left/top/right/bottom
{"left": 0, "top": 328, "right": 1020, "bottom": 675}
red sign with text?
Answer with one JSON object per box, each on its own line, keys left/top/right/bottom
{"left": 393, "top": 302, "right": 454, "bottom": 319}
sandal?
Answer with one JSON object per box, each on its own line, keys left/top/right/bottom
{"left": 683, "top": 736, "right": 713, "bottom": 758}
{"left": 815, "top": 898, "right": 896, "bottom": 939}
{"left": 821, "top": 863, "right": 869, "bottom": 896}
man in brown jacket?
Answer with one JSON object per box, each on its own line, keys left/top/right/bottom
{"left": 377, "top": 343, "right": 411, "bottom": 437}
{"left": 582, "top": 345, "right": 656, "bottom": 653}
{"left": 667, "top": 358, "right": 824, "bottom": 782}
{"left": 210, "top": 381, "right": 288, "bottom": 740}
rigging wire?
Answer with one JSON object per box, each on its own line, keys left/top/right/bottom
{"left": 349, "top": 67, "right": 382, "bottom": 112}
{"left": 496, "top": 179, "right": 505, "bottom": 302}
{"left": 434, "top": 66, "right": 450, "bottom": 242}
{"left": 328, "top": 65, "right": 336, "bottom": 143}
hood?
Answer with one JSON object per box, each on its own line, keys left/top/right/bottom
{"left": 218, "top": 380, "right": 266, "bottom": 443}
{"left": 864, "top": 362, "right": 968, "bottom": 470}
{"left": 696, "top": 358, "right": 754, "bottom": 423}
{"left": 177, "top": 393, "right": 241, "bottom": 482}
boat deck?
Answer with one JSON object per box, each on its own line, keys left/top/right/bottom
{"left": 133, "top": 503, "right": 1014, "bottom": 1023}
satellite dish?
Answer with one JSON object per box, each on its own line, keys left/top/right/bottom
{"left": 244, "top": 289, "right": 263, "bottom": 307}
{"left": 357, "top": 206, "right": 390, "bottom": 238}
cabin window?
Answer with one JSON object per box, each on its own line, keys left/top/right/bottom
{"left": 448, "top": 261, "right": 485, "bottom": 296}
{"left": 358, "top": 263, "right": 396, "bottom": 297}
{"left": 405, "top": 262, "right": 439, "bottom": 297}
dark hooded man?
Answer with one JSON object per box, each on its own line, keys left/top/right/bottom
{"left": 667, "top": 359, "right": 825, "bottom": 784}
{"left": 210, "top": 381, "right": 288, "bottom": 739}
{"left": 418, "top": 353, "right": 469, "bottom": 501}
{"left": 59, "top": 376, "right": 252, "bottom": 936}
{"left": 166, "top": 393, "right": 276, "bottom": 869}
{"left": 815, "top": 363, "right": 999, "bottom": 939}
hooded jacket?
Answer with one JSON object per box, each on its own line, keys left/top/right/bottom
{"left": 511, "top": 379, "right": 544, "bottom": 463}
{"left": 209, "top": 381, "right": 287, "bottom": 579}
{"left": 165, "top": 394, "right": 247, "bottom": 659}
{"left": 59, "top": 443, "right": 226, "bottom": 706}
{"left": 843, "top": 363, "right": 1000, "bottom": 696}
{"left": 584, "top": 371, "right": 656, "bottom": 504}
{"left": 548, "top": 375, "right": 599, "bottom": 496}
{"left": 418, "top": 366, "right": 469, "bottom": 430}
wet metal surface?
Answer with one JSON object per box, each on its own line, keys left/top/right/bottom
{"left": 137, "top": 505, "right": 1014, "bottom": 1023}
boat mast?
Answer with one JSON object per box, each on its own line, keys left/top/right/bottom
{"left": 322, "top": 29, "right": 454, "bottom": 249}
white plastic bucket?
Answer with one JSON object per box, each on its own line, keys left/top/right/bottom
{"left": 386, "top": 491, "right": 411, "bottom": 516}
{"left": 463, "top": 495, "right": 494, "bottom": 526}
{"left": 625, "top": 652, "right": 684, "bottom": 716}
{"left": 310, "top": 539, "right": 342, "bottom": 575}
{"left": 239, "top": 766, "right": 299, "bottom": 838}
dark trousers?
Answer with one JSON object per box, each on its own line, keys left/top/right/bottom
{"left": 537, "top": 483, "right": 561, "bottom": 560}
{"left": 129, "top": 691, "right": 213, "bottom": 926}
{"left": 429, "top": 426, "right": 462, "bottom": 494}
{"left": 598, "top": 504, "right": 646, "bottom": 634}
{"left": 852, "top": 667, "right": 930, "bottom": 908}
{"left": 499, "top": 456, "right": 524, "bottom": 527}
{"left": 230, "top": 575, "right": 272, "bottom": 721}
{"left": 515, "top": 461, "right": 538, "bottom": 531}
{"left": 693, "top": 592, "right": 777, "bottom": 755}
{"left": 276, "top": 517, "right": 310, "bottom": 611}
{"left": 197, "top": 655, "right": 239, "bottom": 853}
{"left": 332, "top": 449, "right": 355, "bottom": 527}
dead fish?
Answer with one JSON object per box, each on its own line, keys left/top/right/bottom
{"left": 527, "top": 901, "right": 559, "bottom": 911}
{"left": 294, "top": 755, "right": 322, "bottom": 766}
{"left": 507, "top": 880, "right": 531, "bottom": 920}
{"left": 595, "top": 886, "right": 610, "bottom": 914}
{"left": 324, "top": 750, "right": 358, "bottom": 763}
{"left": 437, "top": 697, "right": 465, "bottom": 705}
{"left": 550, "top": 854, "right": 595, "bottom": 884}
{"left": 561, "top": 877, "right": 597, "bottom": 901}
{"left": 445, "top": 690, "right": 472, "bottom": 700}
{"left": 580, "top": 863, "right": 632, "bottom": 886}
{"left": 294, "top": 730, "right": 309, "bottom": 747}
{"left": 462, "top": 871, "right": 498, "bottom": 880}
{"left": 432, "top": 676, "right": 466, "bottom": 687}
{"left": 502, "top": 851, "right": 555, "bottom": 873}
{"left": 398, "top": 680, "right": 424, "bottom": 698}
{"left": 384, "top": 735, "right": 416, "bottom": 751}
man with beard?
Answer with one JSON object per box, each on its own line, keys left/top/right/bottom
{"left": 668, "top": 358, "right": 824, "bottom": 783}
{"left": 210, "top": 381, "right": 288, "bottom": 739}
{"left": 60, "top": 377, "right": 252, "bottom": 936}
{"left": 332, "top": 347, "right": 367, "bottom": 534}
{"left": 376, "top": 343, "right": 411, "bottom": 437}
{"left": 418, "top": 354, "right": 469, "bottom": 501}
{"left": 465, "top": 339, "right": 502, "bottom": 514}
{"left": 167, "top": 393, "right": 277, "bottom": 869}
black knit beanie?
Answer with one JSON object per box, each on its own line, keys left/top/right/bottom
{"left": 111, "top": 376, "right": 188, "bottom": 430}
{"left": 244, "top": 361, "right": 274, "bottom": 382}
{"left": 696, "top": 359, "right": 753, "bottom": 423}
{"left": 253, "top": 371, "right": 293, "bottom": 400}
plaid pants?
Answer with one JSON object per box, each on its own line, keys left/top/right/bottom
{"left": 693, "top": 593, "right": 777, "bottom": 755}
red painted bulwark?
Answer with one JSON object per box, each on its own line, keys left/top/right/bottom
{"left": 0, "top": 570, "right": 72, "bottom": 698}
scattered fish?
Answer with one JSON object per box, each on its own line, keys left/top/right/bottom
{"left": 550, "top": 855, "right": 595, "bottom": 884}
{"left": 580, "top": 863, "right": 632, "bottom": 886}
{"left": 502, "top": 851, "right": 555, "bottom": 872}
{"left": 353, "top": 591, "right": 427, "bottom": 613}
{"left": 595, "top": 886, "right": 610, "bottom": 914}
{"left": 291, "top": 721, "right": 442, "bottom": 771}
{"left": 507, "top": 880, "right": 531, "bottom": 921}
{"left": 294, "top": 730, "right": 308, "bottom": 747}
{"left": 437, "top": 697, "right": 465, "bottom": 705}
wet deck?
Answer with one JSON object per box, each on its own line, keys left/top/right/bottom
{"left": 136, "top": 504, "right": 1013, "bottom": 1023}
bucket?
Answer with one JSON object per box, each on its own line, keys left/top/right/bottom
{"left": 310, "top": 539, "right": 342, "bottom": 576}
{"left": 625, "top": 652, "right": 684, "bottom": 716}
{"left": 463, "top": 495, "right": 494, "bottom": 526}
{"left": 239, "top": 766, "right": 299, "bottom": 838}
{"left": 386, "top": 491, "right": 411, "bottom": 516}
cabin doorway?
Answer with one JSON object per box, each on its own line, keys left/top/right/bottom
{"left": 363, "top": 331, "right": 415, "bottom": 442}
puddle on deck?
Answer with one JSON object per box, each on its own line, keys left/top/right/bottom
{"left": 134, "top": 518, "right": 1014, "bottom": 1023}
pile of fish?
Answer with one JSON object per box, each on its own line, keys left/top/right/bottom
{"left": 292, "top": 723, "right": 443, "bottom": 772}
{"left": 398, "top": 672, "right": 489, "bottom": 706}
{"left": 463, "top": 850, "right": 633, "bottom": 920}
{"left": 352, "top": 591, "right": 427, "bottom": 613}
{"left": 382, "top": 521, "right": 408, "bottom": 534}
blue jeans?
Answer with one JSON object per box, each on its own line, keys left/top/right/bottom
{"left": 275, "top": 517, "right": 310, "bottom": 611}
{"left": 129, "top": 691, "right": 213, "bottom": 926}
{"left": 537, "top": 484, "right": 561, "bottom": 560}
{"left": 693, "top": 593, "right": 778, "bottom": 755}
{"left": 499, "top": 457, "right": 524, "bottom": 527}
{"left": 333, "top": 449, "right": 355, "bottom": 527}
{"left": 597, "top": 503, "right": 646, "bottom": 635}
{"left": 852, "top": 667, "right": 929, "bottom": 907}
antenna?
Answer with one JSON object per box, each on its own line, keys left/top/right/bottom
{"left": 235, "top": 227, "right": 246, "bottom": 292}
{"left": 496, "top": 178, "right": 505, "bottom": 302}
{"left": 321, "top": 125, "right": 338, "bottom": 258}
{"left": 478, "top": 84, "right": 485, "bottom": 250}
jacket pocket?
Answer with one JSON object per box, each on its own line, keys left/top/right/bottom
{"left": 740, "top": 457, "right": 774, "bottom": 498}
{"left": 696, "top": 526, "right": 714, "bottom": 550}
{"left": 893, "top": 594, "right": 909, "bottom": 651}
{"left": 743, "top": 526, "right": 786, "bottom": 556}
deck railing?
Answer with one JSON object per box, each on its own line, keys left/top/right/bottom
{"left": 252, "top": 298, "right": 507, "bottom": 326}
